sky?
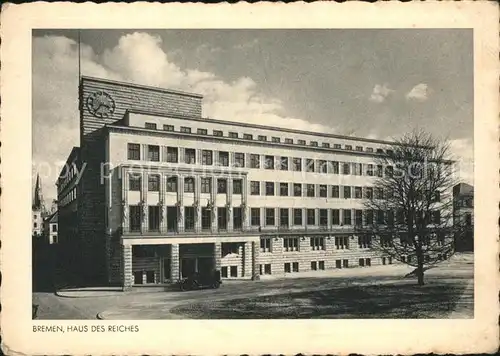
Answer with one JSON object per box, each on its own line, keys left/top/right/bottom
{"left": 32, "top": 29, "right": 474, "bottom": 205}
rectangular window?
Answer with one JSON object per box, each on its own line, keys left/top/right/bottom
{"left": 311, "top": 237, "right": 325, "bottom": 250}
{"left": 166, "top": 147, "right": 178, "bottom": 163}
{"left": 343, "top": 259, "right": 349, "bottom": 268}
{"left": 331, "top": 185, "right": 340, "bottom": 198}
{"left": 265, "top": 182, "right": 275, "bottom": 196}
{"left": 376, "top": 165, "right": 383, "bottom": 177}
{"left": 280, "top": 208, "right": 289, "bottom": 227}
{"left": 218, "top": 151, "right": 229, "bottom": 167}
{"left": 298, "top": 139, "right": 306, "bottom": 145}
{"left": 307, "top": 209, "right": 315, "bottom": 225}
{"left": 292, "top": 158, "right": 302, "bottom": 171}
{"left": 148, "top": 175, "right": 160, "bottom": 191}
{"left": 367, "top": 164, "right": 374, "bottom": 176}
{"left": 376, "top": 210, "right": 385, "bottom": 225}
{"left": 292, "top": 262, "right": 299, "bottom": 272}
{"left": 197, "top": 128, "right": 208, "bottom": 135}
{"left": 233, "top": 179, "right": 242, "bottom": 194}
{"left": 319, "top": 261, "right": 325, "bottom": 270}
{"left": 342, "top": 162, "right": 350, "bottom": 175}
{"left": 332, "top": 209, "right": 340, "bottom": 225}
{"left": 331, "top": 161, "right": 339, "bottom": 174}
{"left": 385, "top": 165, "right": 394, "bottom": 177}
{"left": 201, "top": 208, "right": 211, "bottom": 230}
{"left": 234, "top": 152, "right": 245, "bottom": 167}
{"left": 129, "top": 175, "right": 141, "bottom": 191}
{"left": 147, "top": 145, "right": 160, "bottom": 162}
{"left": 166, "top": 177, "right": 177, "bottom": 192}
{"left": 293, "top": 183, "right": 302, "bottom": 197}
{"left": 265, "top": 208, "right": 275, "bottom": 226}
{"left": 319, "top": 185, "right": 327, "bottom": 197}
{"left": 319, "top": 209, "right": 328, "bottom": 226}
{"left": 322, "top": 142, "right": 330, "bottom": 148}
{"left": 250, "top": 181, "right": 260, "bottom": 195}
{"left": 355, "top": 186, "right": 362, "bottom": 199}
{"left": 366, "top": 147, "right": 374, "bottom": 153}
{"left": 306, "top": 184, "right": 315, "bottom": 197}
{"left": 213, "top": 130, "right": 223, "bottom": 137}
{"left": 185, "top": 207, "right": 195, "bottom": 231}
{"left": 354, "top": 163, "right": 363, "bottom": 176}
{"left": 128, "top": 143, "right": 140, "bottom": 160}
{"left": 365, "top": 209, "right": 374, "bottom": 225}
{"left": 358, "top": 235, "right": 372, "bottom": 248}
{"left": 345, "top": 145, "right": 352, "bottom": 150}
{"left": 359, "top": 258, "right": 365, "bottom": 267}
{"left": 285, "top": 138, "right": 293, "bottom": 144}
{"left": 148, "top": 206, "right": 160, "bottom": 231}
{"left": 343, "top": 209, "right": 352, "bottom": 225}
{"left": 335, "top": 236, "right": 349, "bottom": 249}
{"left": 233, "top": 207, "right": 242, "bottom": 229}
{"left": 180, "top": 126, "right": 191, "bottom": 134}
{"left": 356, "top": 146, "right": 363, "bottom": 151}
{"left": 217, "top": 179, "right": 227, "bottom": 194}
{"left": 201, "top": 178, "right": 211, "bottom": 194}
{"left": 163, "top": 124, "right": 174, "bottom": 131}
{"left": 201, "top": 150, "right": 213, "bottom": 165}
{"left": 279, "top": 156, "right": 289, "bottom": 171}
{"left": 272, "top": 137, "right": 280, "bottom": 143}
{"left": 293, "top": 209, "right": 303, "bottom": 226}
{"left": 217, "top": 207, "right": 227, "bottom": 230}
{"left": 129, "top": 205, "right": 142, "bottom": 232}
{"left": 250, "top": 154, "right": 260, "bottom": 168}
{"left": 229, "top": 132, "right": 238, "bottom": 138}
{"left": 230, "top": 266, "right": 238, "bottom": 277}
{"left": 185, "top": 149, "right": 196, "bottom": 164}
{"left": 365, "top": 187, "right": 373, "bottom": 199}
{"left": 311, "top": 261, "right": 317, "bottom": 271}
{"left": 343, "top": 186, "right": 351, "bottom": 199}
{"left": 284, "top": 262, "right": 291, "bottom": 273}
{"left": 265, "top": 155, "right": 275, "bottom": 170}
{"left": 145, "top": 122, "right": 157, "bottom": 130}
{"left": 310, "top": 141, "right": 318, "bottom": 147}
{"left": 306, "top": 159, "right": 315, "bottom": 172}
{"left": 280, "top": 183, "right": 289, "bottom": 196}
{"left": 283, "top": 237, "right": 298, "bottom": 252}
{"left": 243, "top": 133, "right": 253, "bottom": 140}
{"left": 319, "top": 160, "right": 327, "bottom": 173}
{"left": 258, "top": 135, "right": 267, "bottom": 141}
{"left": 336, "top": 260, "right": 342, "bottom": 269}
{"left": 251, "top": 208, "right": 260, "bottom": 226}
{"left": 260, "top": 238, "right": 271, "bottom": 253}
{"left": 184, "top": 177, "right": 195, "bottom": 193}
{"left": 375, "top": 187, "right": 384, "bottom": 199}
{"left": 221, "top": 267, "right": 228, "bottom": 278}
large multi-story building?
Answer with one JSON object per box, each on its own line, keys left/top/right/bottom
{"left": 453, "top": 183, "right": 474, "bottom": 251}
{"left": 58, "top": 76, "right": 446, "bottom": 289}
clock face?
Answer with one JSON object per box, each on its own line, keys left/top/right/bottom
{"left": 86, "top": 90, "right": 116, "bottom": 118}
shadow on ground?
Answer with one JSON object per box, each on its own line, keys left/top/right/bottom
{"left": 170, "top": 281, "right": 471, "bottom": 319}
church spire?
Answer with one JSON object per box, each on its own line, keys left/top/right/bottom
{"left": 32, "top": 173, "right": 43, "bottom": 210}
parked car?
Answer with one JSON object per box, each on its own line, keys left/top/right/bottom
{"left": 179, "top": 270, "right": 222, "bottom": 291}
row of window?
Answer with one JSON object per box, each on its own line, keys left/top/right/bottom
{"left": 127, "top": 144, "right": 390, "bottom": 176}
{"left": 129, "top": 175, "right": 243, "bottom": 194}
{"left": 260, "top": 235, "right": 372, "bottom": 252}
{"left": 57, "top": 162, "right": 79, "bottom": 192}
{"left": 259, "top": 258, "right": 376, "bottom": 274}
{"left": 250, "top": 208, "right": 441, "bottom": 227}
{"left": 142, "top": 123, "right": 390, "bottom": 154}
{"left": 250, "top": 182, "right": 389, "bottom": 199}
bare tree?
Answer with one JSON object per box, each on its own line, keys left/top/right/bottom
{"left": 356, "top": 130, "right": 467, "bottom": 285}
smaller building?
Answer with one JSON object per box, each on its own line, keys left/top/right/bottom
{"left": 453, "top": 183, "right": 474, "bottom": 251}
{"left": 43, "top": 211, "right": 58, "bottom": 244}
{"left": 32, "top": 174, "right": 44, "bottom": 237}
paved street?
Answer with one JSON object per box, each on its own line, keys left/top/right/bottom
{"left": 32, "top": 255, "right": 473, "bottom": 320}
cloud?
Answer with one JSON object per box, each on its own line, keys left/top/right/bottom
{"left": 406, "top": 83, "right": 430, "bottom": 102}
{"left": 369, "top": 84, "right": 394, "bottom": 103}
{"left": 449, "top": 138, "right": 474, "bottom": 185}
{"left": 33, "top": 32, "right": 337, "bottom": 203}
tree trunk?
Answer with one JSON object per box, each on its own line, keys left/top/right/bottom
{"left": 416, "top": 263, "right": 425, "bottom": 285}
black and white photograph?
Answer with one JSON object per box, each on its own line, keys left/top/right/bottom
{"left": 1, "top": 2, "right": 498, "bottom": 355}
{"left": 31, "top": 28, "right": 475, "bottom": 320}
